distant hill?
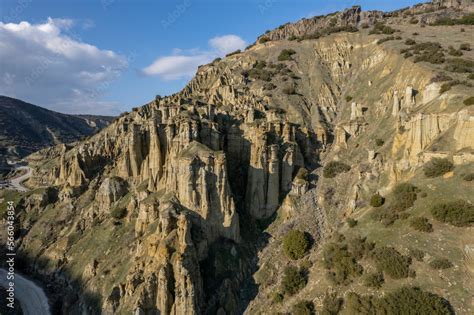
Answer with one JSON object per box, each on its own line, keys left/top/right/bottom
{"left": 0, "top": 95, "right": 114, "bottom": 175}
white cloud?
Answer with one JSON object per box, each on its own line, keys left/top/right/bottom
{"left": 0, "top": 17, "right": 128, "bottom": 115}
{"left": 209, "top": 35, "right": 247, "bottom": 55}
{"left": 142, "top": 34, "right": 246, "bottom": 80}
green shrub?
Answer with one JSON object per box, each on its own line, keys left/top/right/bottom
{"left": 321, "top": 293, "right": 343, "bottom": 315}
{"left": 460, "top": 43, "right": 471, "bottom": 51}
{"left": 370, "top": 194, "right": 385, "bottom": 207}
{"left": 432, "top": 13, "right": 474, "bottom": 25}
{"left": 282, "top": 85, "right": 296, "bottom": 95}
{"left": 463, "top": 173, "right": 474, "bottom": 181}
{"left": 469, "top": 73, "right": 474, "bottom": 80}
{"left": 431, "top": 200, "right": 474, "bottom": 226}
{"left": 405, "top": 38, "right": 416, "bottom": 45}
{"left": 348, "top": 236, "right": 375, "bottom": 259}
{"left": 390, "top": 183, "right": 418, "bottom": 212}
{"left": 111, "top": 208, "right": 127, "bottom": 219}
{"left": 283, "top": 230, "right": 310, "bottom": 260}
{"left": 345, "top": 287, "right": 454, "bottom": 315}
{"left": 272, "top": 292, "right": 283, "bottom": 303}
{"left": 345, "top": 95, "right": 353, "bottom": 102}
{"left": 323, "top": 243, "right": 363, "bottom": 285}
{"left": 292, "top": 300, "right": 314, "bottom": 315}
{"left": 429, "top": 258, "right": 453, "bottom": 270}
{"left": 448, "top": 46, "right": 463, "bottom": 56}
{"left": 278, "top": 49, "right": 296, "bottom": 61}
{"left": 410, "top": 217, "right": 433, "bottom": 232}
{"left": 369, "top": 22, "right": 397, "bottom": 35}
{"left": 259, "top": 36, "right": 270, "bottom": 44}
{"left": 440, "top": 80, "right": 461, "bottom": 93}
{"left": 409, "top": 17, "right": 419, "bottom": 24}
{"left": 375, "top": 138, "right": 384, "bottom": 146}
{"left": 444, "top": 58, "right": 474, "bottom": 73}
{"left": 281, "top": 265, "right": 307, "bottom": 295}
{"left": 364, "top": 271, "right": 384, "bottom": 289}
{"left": 347, "top": 218, "right": 358, "bottom": 227}
{"left": 371, "top": 246, "right": 412, "bottom": 279}
{"left": 423, "top": 158, "right": 454, "bottom": 178}
{"left": 264, "top": 82, "right": 276, "bottom": 90}
{"left": 464, "top": 96, "right": 474, "bottom": 106}
{"left": 371, "top": 208, "right": 399, "bottom": 227}
{"left": 323, "top": 161, "right": 351, "bottom": 178}
{"left": 226, "top": 49, "right": 241, "bottom": 57}
{"left": 409, "top": 248, "right": 425, "bottom": 262}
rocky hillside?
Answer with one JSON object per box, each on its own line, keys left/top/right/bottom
{"left": 1, "top": 0, "right": 473, "bottom": 314}
{"left": 0, "top": 96, "right": 113, "bottom": 176}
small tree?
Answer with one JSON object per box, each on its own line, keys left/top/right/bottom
{"left": 283, "top": 230, "right": 310, "bottom": 260}
{"left": 370, "top": 194, "right": 385, "bottom": 207}
{"left": 281, "top": 266, "right": 307, "bottom": 295}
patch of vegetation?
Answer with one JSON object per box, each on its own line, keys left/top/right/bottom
{"left": 463, "top": 96, "right": 474, "bottom": 106}
{"left": 345, "top": 287, "right": 454, "bottom": 315}
{"left": 278, "top": 49, "right": 296, "bottom": 61}
{"left": 432, "top": 13, "right": 474, "bottom": 26}
{"left": 469, "top": 73, "right": 474, "bottom": 80}
{"left": 322, "top": 242, "right": 364, "bottom": 285}
{"left": 111, "top": 208, "right": 127, "bottom": 219}
{"left": 364, "top": 271, "right": 384, "bottom": 289}
{"left": 409, "top": 248, "right": 425, "bottom": 262}
{"left": 371, "top": 208, "right": 399, "bottom": 227}
{"left": 375, "top": 138, "right": 384, "bottom": 146}
{"left": 281, "top": 265, "right": 307, "bottom": 296}
{"left": 345, "top": 95, "right": 353, "bottom": 102}
{"left": 225, "top": 49, "right": 241, "bottom": 57}
{"left": 403, "top": 42, "right": 445, "bottom": 64}
{"left": 460, "top": 43, "right": 471, "bottom": 51}
{"left": 440, "top": 80, "right": 461, "bottom": 94}
{"left": 259, "top": 36, "right": 270, "bottom": 44}
{"left": 283, "top": 229, "right": 310, "bottom": 260}
{"left": 369, "top": 22, "right": 397, "bottom": 35}
{"left": 348, "top": 236, "right": 375, "bottom": 260}
{"left": 430, "top": 73, "right": 453, "bottom": 83}
{"left": 462, "top": 173, "right": 474, "bottom": 181}
{"left": 423, "top": 158, "right": 454, "bottom": 178}
{"left": 272, "top": 292, "right": 283, "bottom": 304}
{"left": 347, "top": 218, "right": 358, "bottom": 227}
{"left": 321, "top": 293, "right": 343, "bottom": 315}
{"left": 292, "top": 300, "right": 314, "bottom": 315}
{"left": 429, "top": 258, "right": 453, "bottom": 270}
{"left": 444, "top": 58, "right": 474, "bottom": 73}
{"left": 409, "top": 17, "right": 419, "bottom": 24}
{"left": 410, "top": 217, "right": 433, "bottom": 233}
{"left": 448, "top": 46, "right": 463, "bottom": 56}
{"left": 323, "top": 161, "right": 351, "bottom": 178}
{"left": 282, "top": 85, "right": 296, "bottom": 95}
{"left": 431, "top": 200, "right": 474, "bottom": 227}
{"left": 263, "top": 82, "right": 276, "bottom": 90}
{"left": 377, "top": 36, "right": 396, "bottom": 44}
{"left": 370, "top": 194, "right": 385, "bottom": 207}
{"left": 371, "top": 246, "right": 412, "bottom": 279}
{"left": 389, "top": 183, "right": 418, "bottom": 212}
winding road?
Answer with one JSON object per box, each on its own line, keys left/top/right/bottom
{"left": 9, "top": 166, "right": 32, "bottom": 192}
{"left": 0, "top": 268, "right": 50, "bottom": 315}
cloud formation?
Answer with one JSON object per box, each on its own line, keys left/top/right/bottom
{"left": 0, "top": 18, "right": 128, "bottom": 115}
{"left": 142, "top": 34, "right": 246, "bottom": 80}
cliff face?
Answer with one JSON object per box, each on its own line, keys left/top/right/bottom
{"left": 5, "top": 1, "right": 474, "bottom": 314}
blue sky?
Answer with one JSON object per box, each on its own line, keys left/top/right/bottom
{"left": 0, "top": 0, "right": 421, "bottom": 115}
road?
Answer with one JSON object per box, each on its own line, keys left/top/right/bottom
{"left": 3, "top": 166, "right": 32, "bottom": 192}
{"left": 0, "top": 268, "right": 51, "bottom": 315}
